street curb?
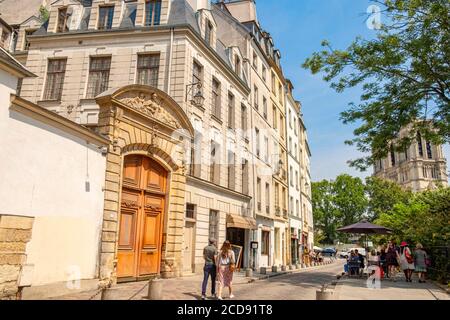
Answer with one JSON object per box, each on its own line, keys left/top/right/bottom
{"left": 244, "top": 260, "right": 340, "bottom": 284}
{"left": 432, "top": 281, "right": 450, "bottom": 295}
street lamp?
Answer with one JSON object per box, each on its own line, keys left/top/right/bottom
{"left": 185, "top": 82, "right": 205, "bottom": 109}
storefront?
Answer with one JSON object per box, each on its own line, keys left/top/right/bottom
{"left": 226, "top": 214, "right": 256, "bottom": 270}
{"left": 290, "top": 228, "right": 299, "bottom": 265}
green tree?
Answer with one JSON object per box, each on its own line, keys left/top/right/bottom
{"left": 312, "top": 180, "right": 338, "bottom": 244}
{"left": 376, "top": 187, "right": 450, "bottom": 282}
{"left": 365, "top": 176, "right": 412, "bottom": 221}
{"left": 39, "top": 5, "right": 50, "bottom": 23}
{"left": 312, "top": 174, "right": 368, "bottom": 244}
{"left": 303, "top": 0, "right": 450, "bottom": 170}
{"left": 333, "top": 174, "right": 368, "bottom": 228}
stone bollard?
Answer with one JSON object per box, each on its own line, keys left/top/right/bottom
{"left": 272, "top": 266, "right": 278, "bottom": 273}
{"left": 289, "top": 265, "right": 295, "bottom": 270}
{"left": 281, "top": 265, "right": 287, "bottom": 272}
{"left": 301, "top": 263, "right": 306, "bottom": 269}
{"left": 260, "top": 267, "right": 267, "bottom": 275}
{"left": 246, "top": 268, "right": 253, "bottom": 278}
{"left": 296, "top": 263, "right": 301, "bottom": 269}
{"left": 145, "top": 278, "right": 163, "bottom": 300}
{"left": 316, "top": 289, "right": 334, "bottom": 300}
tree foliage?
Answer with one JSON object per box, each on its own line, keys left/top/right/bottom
{"left": 303, "top": 0, "right": 450, "bottom": 170}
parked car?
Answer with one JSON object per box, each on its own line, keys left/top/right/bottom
{"left": 339, "top": 247, "right": 366, "bottom": 259}
{"left": 322, "top": 248, "right": 336, "bottom": 256}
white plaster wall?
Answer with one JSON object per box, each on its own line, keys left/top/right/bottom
{"left": 0, "top": 69, "right": 107, "bottom": 286}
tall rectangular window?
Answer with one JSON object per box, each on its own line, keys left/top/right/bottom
{"left": 98, "top": 6, "right": 114, "bottom": 30}
{"left": 235, "top": 55, "right": 241, "bottom": 76}
{"left": 192, "top": 60, "right": 203, "bottom": 94}
{"left": 417, "top": 132, "right": 424, "bottom": 157}
{"left": 255, "top": 128, "right": 260, "bottom": 157}
{"left": 57, "top": 7, "right": 69, "bottom": 33}
{"left": 265, "top": 183, "right": 270, "bottom": 213}
{"left": 145, "top": 0, "right": 161, "bottom": 26}
{"left": 137, "top": 54, "right": 160, "bottom": 87}
{"left": 43, "top": 59, "right": 67, "bottom": 101}
{"left": 290, "top": 166, "right": 293, "bottom": 186}
{"left": 390, "top": 145, "right": 396, "bottom": 166}
{"left": 254, "top": 85, "right": 258, "bottom": 110}
{"left": 279, "top": 83, "right": 283, "bottom": 104}
{"left": 242, "top": 159, "right": 249, "bottom": 195}
{"left": 241, "top": 104, "right": 247, "bottom": 133}
{"left": 426, "top": 141, "right": 433, "bottom": 159}
{"left": 263, "top": 96, "right": 267, "bottom": 119}
{"left": 228, "top": 92, "right": 235, "bottom": 129}
{"left": 295, "top": 171, "right": 299, "bottom": 190}
{"left": 227, "top": 151, "right": 235, "bottom": 190}
{"left": 280, "top": 114, "right": 284, "bottom": 138}
{"left": 210, "top": 140, "right": 220, "bottom": 184}
{"left": 209, "top": 210, "right": 219, "bottom": 241}
{"left": 87, "top": 56, "right": 111, "bottom": 98}
{"left": 262, "top": 65, "right": 266, "bottom": 82}
{"left": 212, "top": 78, "right": 221, "bottom": 119}
{"left": 273, "top": 106, "right": 277, "bottom": 129}
{"left": 274, "top": 182, "right": 279, "bottom": 211}
{"left": 256, "top": 178, "right": 261, "bottom": 211}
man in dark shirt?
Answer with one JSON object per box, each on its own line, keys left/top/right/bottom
{"left": 355, "top": 249, "right": 365, "bottom": 276}
{"left": 201, "top": 238, "right": 218, "bottom": 300}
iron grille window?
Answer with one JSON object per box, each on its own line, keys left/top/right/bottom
{"left": 98, "top": 6, "right": 114, "bottom": 30}
{"left": 57, "top": 8, "right": 69, "bottom": 33}
{"left": 43, "top": 59, "right": 67, "bottom": 101}
{"left": 87, "top": 57, "right": 111, "bottom": 98}
{"left": 145, "top": 0, "right": 162, "bottom": 26}
{"left": 137, "top": 54, "right": 160, "bottom": 87}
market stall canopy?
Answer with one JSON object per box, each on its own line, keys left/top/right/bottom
{"left": 337, "top": 220, "right": 392, "bottom": 235}
{"left": 226, "top": 214, "right": 257, "bottom": 230}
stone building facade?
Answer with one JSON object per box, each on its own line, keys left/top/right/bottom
{"left": 0, "top": 0, "right": 314, "bottom": 294}
{"left": 373, "top": 125, "right": 448, "bottom": 192}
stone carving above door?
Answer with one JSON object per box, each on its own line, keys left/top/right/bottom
{"left": 118, "top": 92, "right": 181, "bottom": 129}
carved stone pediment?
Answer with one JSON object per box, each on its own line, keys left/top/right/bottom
{"left": 118, "top": 92, "right": 181, "bottom": 129}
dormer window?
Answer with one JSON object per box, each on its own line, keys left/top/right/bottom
{"left": 57, "top": 7, "right": 70, "bottom": 33}
{"left": 234, "top": 55, "right": 241, "bottom": 76}
{"left": 98, "top": 6, "right": 114, "bottom": 30}
{"left": 205, "top": 20, "right": 213, "bottom": 45}
{"left": 145, "top": 0, "right": 162, "bottom": 26}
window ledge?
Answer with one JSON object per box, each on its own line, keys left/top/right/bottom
{"left": 211, "top": 115, "right": 222, "bottom": 124}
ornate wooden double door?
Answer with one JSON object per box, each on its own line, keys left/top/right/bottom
{"left": 117, "top": 155, "right": 167, "bottom": 280}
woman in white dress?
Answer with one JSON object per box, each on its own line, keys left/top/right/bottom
{"left": 399, "top": 241, "right": 415, "bottom": 282}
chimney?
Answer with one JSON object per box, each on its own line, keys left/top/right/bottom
{"left": 222, "top": 0, "right": 257, "bottom": 23}
{"left": 186, "top": 0, "right": 211, "bottom": 11}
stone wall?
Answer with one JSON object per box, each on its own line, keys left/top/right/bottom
{"left": 0, "top": 215, "right": 34, "bottom": 300}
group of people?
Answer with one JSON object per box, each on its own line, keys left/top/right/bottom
{"left": 346, "top": 240, "right": 429, "bottom": 283}
{"left": 201, "top": 238, "right": 236, "bottom": 300}
{"left": 346, "top": 249, "right": 366, "bottom": 276}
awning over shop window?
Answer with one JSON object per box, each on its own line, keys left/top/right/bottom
{"left": 226, "top": 214, "right": 257, "bottom": 230}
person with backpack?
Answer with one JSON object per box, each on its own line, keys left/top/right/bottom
{"left": 216, "top": 240, "right": 236, "bottom": 300}
{"left": 201, "top": 238, "right": 218, "bottom": 300}
{"left": 399, "top": 241, "right": 415, "bottom": 282}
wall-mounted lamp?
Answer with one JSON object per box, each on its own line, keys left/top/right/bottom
{"left": 185, "top": 82, "right": 205, "bottom": 108}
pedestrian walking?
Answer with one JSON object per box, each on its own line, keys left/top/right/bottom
{"left": 414, "top": 243, "right": 428, "bottom": 283}
{"left": 379, "top": 248, "right": 388, "bottom": 279}
{"left": 399, "top": 241, "right": 415, "bottom": 282}
{"left": 216, "top": 240, "right": 236, "bottom": 300}
{"left": 386, "top": 241, "right": 399, "bottom": 280}
{"left": 201, "top": 238, "right": 218, "bottom": 300}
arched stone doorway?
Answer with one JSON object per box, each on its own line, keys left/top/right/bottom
{"left": 117, "top": 154, "right": 168, "bottom": 280}
{"left": 95, "top": 85, "right": 194, "bottom": 284}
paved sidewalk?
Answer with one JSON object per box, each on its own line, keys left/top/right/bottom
{"left": 48, "top": 259, "right": 338, "bottom": 300}
{"left": 334, "top": 276, "right": 449, "bottom": 300}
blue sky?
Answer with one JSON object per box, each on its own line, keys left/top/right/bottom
{"left": 255, "top": 0, "right": 450, "bottom": 182}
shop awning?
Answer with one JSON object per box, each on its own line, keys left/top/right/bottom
{"left": 226, "top": 214, "right": 257, "bottom": 230}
